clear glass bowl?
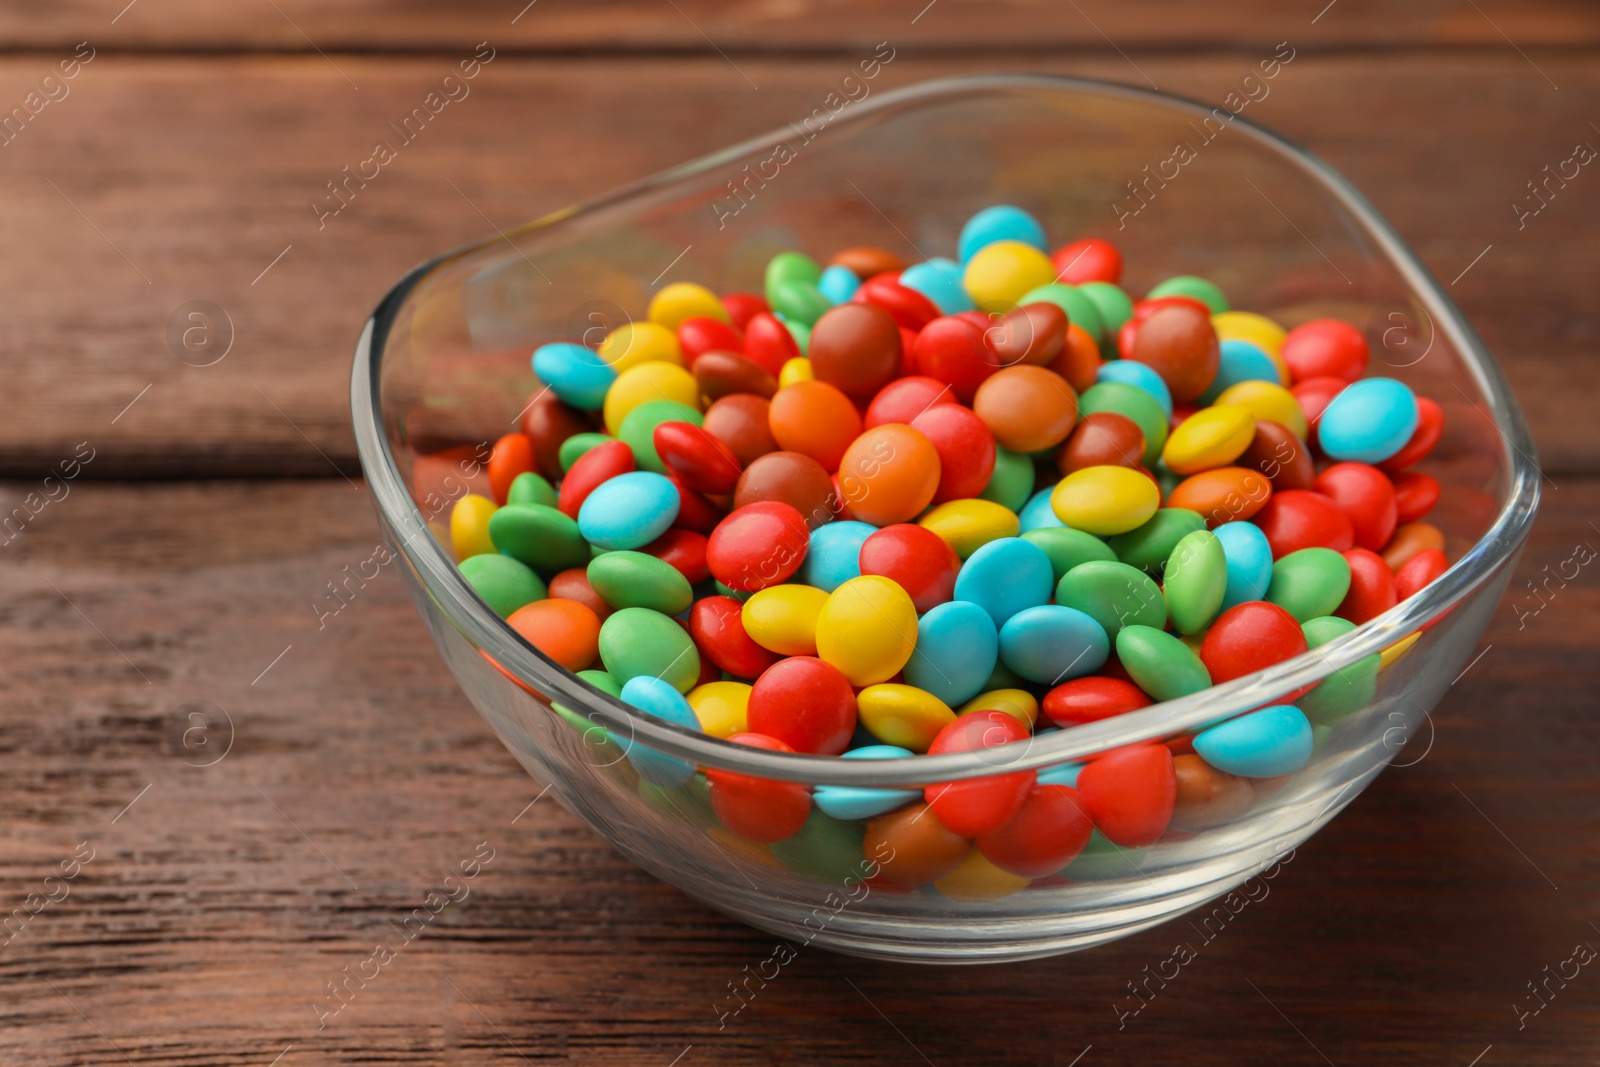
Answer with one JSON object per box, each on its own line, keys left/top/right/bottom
{"left": 350, "top": 75, "right": 1538, "bottom": 962}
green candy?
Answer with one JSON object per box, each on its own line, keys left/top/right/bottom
{"left": 714, "top": 580, "right": 750, "bottom": 602}
{"left": 1078, "top": 281, "right": 1134, "bottom": 341}
{"left": 771, "top": 281, "right": 831, "bottom": 327}
{"left": 1078, "top": 381, "right": 1167, "bottom": 466}
{"left": 506, "top": 471, "right": 558, "bottom": 508}
{"left": 764, "top": 251, "right": 822, "bottom": 305}
{"left": 487, "top": 503, "right": 590, "bottom": 577}
{"left": 588, "top": 551, "right": 693, "bottom": 615}
{"left": 1300, "top": 616, "right": 1378, "bottom": 724}
{"left": 578, "top": 668, "right": 623, "bottom": 697}
{"left": 983, "top": 658, "right": 1028, "bottom": 692}
{"left": 979, "top": 446, "right": 1035, "bottom": 512}
{"left": 1022, "top": 526, "right": 1117, "bottom": 583}
{"left": 769, "top": 809, "right": 867, "bottom": 883}
{"left": 458, "top": 553, "right": 546, "bottom": 617}
{"left": 1146, "top": 274, "right": 1229, "bottom": 314}
{"left": 1267, "top": 548, "right": 1352, "bottom": 623}
{"left": 639, "top": 773, "right": 718, "bottom": 829}
{"left": 1116, "top": 625, "right": 1211, "bottom": 702}
{"left": 598, "top": 606, "right": 701, "bottom": 693}
{"left": 1055, "top": 559, "right": 1166, "bottom": 638}
{"left": 553, "top": 668, "right": 623, "bottom": 740}
{"left": 1106, "top": 508, "right": 1207, "bottom": 573}
{"left": 783, "top": 316, "right": 811, "bottom": 355}
{"left": 1017, "top": 282, "right": 1105, "bottom": 342}
{"left": 559, "top": 432, "right": 614, "bottom": 472}
{"left": 1064, "top": 828, "right": 1151, "bottom": 880}
{"left": 618, "top": 399, "right": 703, "bottom": 473}
{"left": 1163, "top": 529, "right": 1227, "bottom": 636}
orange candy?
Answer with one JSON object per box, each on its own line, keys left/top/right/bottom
{"left": 836, "top": 424, "right": 942, "bottom": 526}
{"left": 767, "top": 380, "right": 863, "bottom": 471}
{"left": 487, "top": 433, "right": 535, "bottom": 504}
{"left": 1046, "top": 322, "right": 1103, "bottom": 395}
{"left": 971, "top": 365, "right": 1079, "bottom": 453}
{"left": 1166, "top": 466, "right": 1273, "bottom": 527}
{"left": 1382, "top": 521, "right": 1446, "bottom": 571}
{"left": 506, "top": 597, "right": 601, "bottom": 671}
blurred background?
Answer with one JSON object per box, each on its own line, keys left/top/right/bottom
{"left": 2, "top": 2, "right": 1597, "bottom": 1064}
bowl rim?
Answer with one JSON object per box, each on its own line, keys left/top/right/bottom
{"left": 350, "top": 72, "right": 1539, "bottom": 786}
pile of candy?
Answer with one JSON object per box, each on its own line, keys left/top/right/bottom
{"left": 446, "top": 205, "right": 1448, "bottom": 895}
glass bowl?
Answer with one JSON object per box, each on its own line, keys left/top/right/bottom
{"left": 350, "top": 75, "right": 1538, "bottom": 963}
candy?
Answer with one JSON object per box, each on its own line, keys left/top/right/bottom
{"left": 912, "top": 312, "right": 995, "bottom": 402}
{"left": 1076, "top": 745, "right": 1176, "bottom": 848}
{"left": 741, "top": 583, "right": 829, "bottom": 656}
{"left": 817, "top": 263, "right": 863, "bottom": 305}
{"left": 1280, "top": 319, "right": 1367, "bottom": 383}
{"left": 559, "top": 432, "right": 613, "bottom": 472}
{"left": 1237, "top": 419, "right": 1314, "bottom": 492}
{"left": 807, "top": 303, "right": 902, "bottom": 399}
{"left": 768, "top": 379, "right": 861, "bottom": 470}
{"left": 1019, "top": 283, "right": 1105, "bottom": 342}
{"left": 558, "top": 439, "right": 635, "bottom": 518}
{"left": 1163, "top": 529, "right": 1227, "bottom": 635}
{"left": 1041, "top": 676, "right": 1150, "bottom": 727}
{"left": 588, "top": 551, "right": 693, "bottom": 616}
{"left": 598, "top": 606, "right": 701, "bottom": 692}
{"left": 998, "top": 605, "right": 1109, "bottom": 684}
{"left": 706, "top": 501, "right": 810, "bottom": 592}
{"left": 905, "top": 601, "right": 999, "bottom": 707}
{"left": 597, "top": 321, "right": 682, "bottom": 373}
{"left": 977, "top": 784, "right": 1094, "bottom": 877}
{"left": 1378, "top": 396, "right": 1444, "bottom": 472}
{"left": 1381, "top": 520, "right": 1446, "bottom": 571}
{"left": 507, "top": 598, "right": 601, "bottom": 672}
{"left": 918, "top": 498, "right": 1021, "bottom": 558}
{"left": 1254, "top": 489, "right": 1355, "bottom": 557}
{"left": 677, "top": 316, "right": 743, "bottom": 364}
{"left": 1116, "top": 625, "right": 1211, "bottom": 702}
{"left": 1199, "top": 601, "right": 1308, "bottom": 685}
{"left": 450, "top": 493, "right": 497, "bottom": 560}
{"left": 703, "top": 394, "right": 778, "bottom": 467}
{"left": 1077, "top": 382, "right": 1167, "bottom": 465}
{"left": 952, "top": 536, "right": 1054, "bottom": 627}
{"left": 960, "top": 205, "right": 1048, "bottom": 261}
{"left": 548, "top": 568, "right": 613, "bottom": 622}
{"left": 856, "top": 683, "right": 957, "bottom": 752}
{"left": 836, "top": 424, "right": 942, "bottom": 526}
{"left": 899, "top": 258, "right": 974, "bottom": 314}
{"left": 618, "top": 675, "right": 703, "bottom": 787}
{"left": 866, "top": 803, "right": 972, "bottom": 887}
{"left": 1058, "top": 411, "right": 1145, "bottom": 474}
{"left": 506, "top": 471, "right": 558, "bottom": 508}
{"left": 1105, "top": 507, "right": 1207, "bottom": 572}
{"left": 1198, "top": 339, "right": 1281, "bottom": 405}
{"left": 1022, "top": 526, "right": 1117, "bottom": 581}
{"left": 1171, "top": 754, "right": 1255, "bottom": 831}
{"left": 923, "top": 710, "right": 1035, "bottom": 836}
{"left": 796, "top": 520, "right": 874, "bottom": 592}
{"left": 746, "top": 656, "right": 856, "bottom": 755}
{"left": 1055, "top": 559, "right": 1167, "bottom": 638}
{"left": 686, "top": 680, "right": 753, "bottom": 738}
{"left": 979, "top": 445, "right": 1034, "bottom": 511}
{"left": 1193, "top": 705, "right": 1313, "bottom": 778}
{"left": 855, "top": 275, "right": 941, "bottom": 331}
{"left": 534, "top": 342, "right": 617, "bottom": 411}
{"left": 814, "top": 746, "right": 921, "bottom": 821}
{"left": 1163, "top": 404, "right": 1256, "bottom": 474}
{"left": 973, "top": 366, "right": 1079, "bottom": 453}
{"left": 576, "top": 470, "right": 680, "bottom": 550}
{"left": 736, "top": 450, "right": 835, "bottom": 530}
{"left": 1148, "top": 274, "right": 1228, "bottom": 314}
{"left": 688, "top": 596, "right": 780, "bottom": 679}
{"left": 1052, "top": 238, "right": 1123, "bottom": 284}
{"left": 911, "top": 403, "right": 996, "bottom": 504}
{"left": 459, "top": 553, "right": 547, "bottom": 617}
{"left": 1395, "top": 546, "right": 1449, "bottom": 601}
{"left": 1314, "top": 461, "right": 1399, "bottom": 552}
{"left": 1392, "top": 470, "right": 1441, "bottom": 524}
{"left": 1051, "top": 465, "right": 1161, "bottom": 536}
{"left": 1124, "top": 302, "right": 1219, "bottom": 403}
{"left": 964, "top": 240, "right": 1057, "bottom": 313}
{"left": 1213, "top": 380, "right": 1307, "bottom": 441}
{"left": 1266, "top": 547, "right": 1353, "bottom": 623}
{"left": 1096, "top": 359, "right": 1172, "bottom": 418}
{"left": 706, "top": 733, "right": 811, "bottom": 842}
{"left": 815, "top": 575, "right": 919, "bottom": 686}
{"left": 489, "top": 503, "right": 590, "bottom": 575}
{"left": 1317, "top": 378, "right": 1420, "bottom": 464}
{"left": 693, "top": 350, "right": 779, "bottom": 401}
{"left": 1213, "top": 520, "right": 1275, "bottom": 611}
{"left": 743, "top": 312, "right": 801, "bottom": 374}
{"left": 1299, "top": 615, "right": 1378, "bottom": 723}
{"left": 1336, "top": 547, "right": 1398, "bottom": 625}
{"left": 959, "top": 687, "right": 1039, "bottom": 727}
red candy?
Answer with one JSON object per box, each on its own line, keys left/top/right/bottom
{"left": 977, "top": 784, "right": 1094, "bottom": 877}
{"left": 854, "top": 274, "right": 941, "bottom": 331}
{"left": 923, "top": 711, "right": 1035, "bottom": 837}
{"left": 1313, "top": 462, "right": 1398, "bottom": 553}
{"left": 1336, "top": 547, "right": 1398, "bottom": 625}
{"left": 640, "top": 528, "right": 710, "bottom": 585}
{"left": 1124, "top": 303, "right": 1220, "bottom": 404}
{"left": 1378, "top": 396, "right": 1444, "bottom": 472}
{"left": 910, "top": 403, "right": 997, "bottom": 504}
{"left": 654, "top": 421, "right": 742, "bottom": 495}
{"left": 1041, "top": 676, "right": 1152, "bottom": 727}
{"left": 912, "top": 314, "right": 996, "bottom": 403}
{"left": 1254, "top": 489, "right": 1356, "bottom": 557}
{"left": 1392, "top": 470, "right": 1441, "bottom": 524}
{"left": 865, "top": 375, "right": 956, "bottom": 428}
{"left": 743, "top": 312, "right": 800, "bottom": 375}
{"left": 858, "top": 524, "right": 961, "bottom": 614}
{"left": 706, "top": 501, "right": 810, "bottom": 592}
{"left": 706, "top": 733, "right": 812, "bottom": 842}
{"left": 1199, "top": 601, "right": 1309, "bottom": 685}
{"left": 557, "top": 439, "right": 635, "bottom": 518}
{"left": 1051, "top": 238, "right": 1123, "bottom": 284}
{"left": 1290, "top": 375, "right": 1350, "bottom": 437}
{"left": 1076, "top": 744, "right": 1177, "bottom": 848}
{"left": 689, "top": 596, "right": 781, "bottom": 679}
{"left": 1281, "top": 319, "right": 1369, "bottom": 384}
{"left": 487, "top": 432, "right": 535, "bottom": 505}
{"left": 520, "top": 389, "right": 594, "bottom": 480}
{"left": 1394, "top": 547, "right": 1449, "bottom": 601}
{"left": 747, "top": 656, "right": 858, "bottom": 756}
{"left": 720, "top": 292, "right": 768, "bottom": 330}
{"left": 667, "top": 474, "right": 726, "bottom": 534}
{"left": 677, "top": 316, "right": 743, "bottom": 366}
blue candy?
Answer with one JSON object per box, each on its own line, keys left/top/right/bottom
{"left": 1198, "top": 339, "right": 1281, "bottom": 405}
{"left": 1036, "top": 761, "right": 1083, "bottom": 788}
{"left": 817, "top": 264, "right": 860, "bottom": 305}
{"left": 798, "top": 520, "right": 875, "bottom": 592}
{"left": 814, "top": 745, "right": 920, "bottom": 820}
{"left": 958, "top": 205, "right": 1048, "bottom": 263}
{"left": 899, "top": 258, "right": 974, "bottom": 314}
{"left": 1096, "top": 359, "right": 1173, "bottom": 418}
{"left": 1213, "top": 521, "right": 1274, "bottom": 611}
{"left": 1193, "top": 704, "right": 1313, "bottom": 778}
{"left": 905, "top": 600, "right": 998, "bottom": 707}
{"left": 952, "top": 536, "right": 1053, "bottom": 627}
{"left": 577, "top": 471, "right": 679, "bottom": 549}
{"left": 617, "top": 675, "right": 702, "bottom": 786}
{"left": 1317, "top": 378, "right": 1419, "bottom": 463}
{"left": 998, "top": 605, "right": 1109, "bottom": 684}
{"left": 1019, "top": 488, "right": 1066, "bottom": 532}
{"left": 532, "top": 342, "right": 617, "bottom": 411}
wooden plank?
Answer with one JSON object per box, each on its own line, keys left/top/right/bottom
{"left": 0, "top": 52, "right": 1595, "bottom": 478}
{"left": 1, "top": 478, "right": 1597, "bottom": 1064}
{"left": 4, "top": 0, "right": 1599, "bottom": 53}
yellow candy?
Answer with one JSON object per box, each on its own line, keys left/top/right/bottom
{"left": 648, "top": 281, "right": 728, "bottom": 331}
{"left": 778, "top": 356, "right": 813, "bottom": 387}
{"left": 963, "top": 240, "right": 1057, "bottom": 313}
{"left": 815, "top": 575, "right": 918, "bottom": 686}
{"left": 917, "top": 499, "right": 1021, "bottom": 559}
{"left": 687, "top": 680, "right": 752, "bottom": 738}
{"left": 449, "top": 493, "right": 497, "bottom": 560}
{"left": 1051, "top": 465, "right": 1160, "bottom": 536}
{"left": 856, "top": 684, "right": 956, "bottom": 752}
{"left": 741, "top": 583, "right": 829, "bottom": 656}
{"left": 602, "top": 360, "right": 700, "bottom": 435}
{"left": 959, "top": 688, "right": 1038, "bottom": 727}
{"left": 1212, "top": 310, "right": 1287, "bottom": 356}
{"left": 933, "top": 849, "right": 1030, "bottom": 900}
{"left": 1214, "top": 380, "right": 1309, "bottom": 441}
{"left": 1162, "top": 404, "right": 1257, "bottom": 475}
{"left": 597, "top": 321, "right": 682, "bottom": 374}
{"left": 1379, "top": 632, "right": 1421, "bottom": 672}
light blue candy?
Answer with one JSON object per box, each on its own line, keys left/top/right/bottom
{"left": 814, "top": 745, "right": 920, "bottom": 820}
{"left": 617, "top": 675, "right": 701, "bottom": 786}
{"left": 532, "top": 342, "right": 617, "bottom": 411}
{"left": 953, "top": 537, "right": 1053, "bottom": 627}
{"left": 798, "top": 520, "right": 875, "bottom": 592}
{"left": 1193, "top": 704, "right": 1313, "bottom": 778}
{"left": 1198, "top": 339, "right": 1281, "bottom": 405}
{"left": 905, "top": 601, "right": 998, "bottom": 707}
{"left": 817, "top": 264, "right": 860, "bottom": 305}
{"left": 1019, "top": 488, "right": 1065, "bottom": 532}
{"left": 998, "top": 605, "right": 1109, "bottom": 684}
{"left": 958, "top": 205, "right": 1047, "bottom": 263}
{"left": 1097, "top": 359, "right": 1173, "bottom": 418}
{"left": 577, "top": 471, "right": 679, "bottom": 550}
{"left": 1214, "top": 521, "right": 1274, "bottom": 611}
{"left": 1036, "top": 761, "right": 1083, "bottom": 788}
{"left": 899, "top": 258, "right": 974, "bottom": 314}
{"left": 1317, "top": 378, "right": 1419, "bottom": 463}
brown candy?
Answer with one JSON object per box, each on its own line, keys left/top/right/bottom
{"left": 807, "top": 303, "right": 902, "bottom": 400}
{"left": 864, "top": 802, "right": 972, "bottom": 888}
{"left": 1171, "top": 754, "right": 1254, "bottom": 831}
{"left": 1127, "top": 304, "right": 1220, "bottom": 403}
{"left": 829, "top": 245, "right": 906, "bottom": 279}
{"left": 701, "top": 394, "right": 778, "bottom": 468}
{"left": 1057, "top": 411, "right": 1146, "bottom": 474}
{"left": 693, "top": 350, "right": 779, "bottom": 401}
{"left": 984, "top": 302, "right": 1067, "bottom": 369}
{"left": 520, "top": 389, "right": 594, "bottom": 480}
{"left": 1238, "top": 419, "right": 1315, "bottom": 491}
{"left": 734, "top": 451, "right": 836, "bottom": 530}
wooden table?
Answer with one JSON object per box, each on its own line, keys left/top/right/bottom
{"left": 3, "top": 3, "right": 1598, "bottom": 1063}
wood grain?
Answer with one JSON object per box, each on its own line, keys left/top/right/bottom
{"left": 0, "top": 52, "right": 1596, "bottom": 479}
{"left": 1, "top": 478, "right": 1596, "bottom": 1065}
